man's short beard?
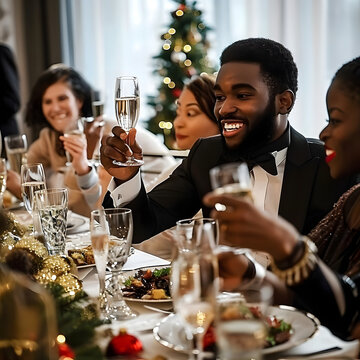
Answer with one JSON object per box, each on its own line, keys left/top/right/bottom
{"left": 235, "top": 96, "right": 277, "bottom": 154}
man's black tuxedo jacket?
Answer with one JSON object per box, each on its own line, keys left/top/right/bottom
{"left": 103, "top": 127, "right": 355, "bottom": 243}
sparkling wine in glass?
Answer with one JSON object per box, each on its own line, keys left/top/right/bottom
{"left": 0, "top": 158, "right": 7, "bottom": 208}
{"left": 216, "top": 285, "right": 273, "bottom": 360}
{"left": 63, "top": 119, "right": 85, "bottom": 166}
{"left": 104, "top": 208, "right": 137, "bottom": 320}
{"left": 209, "top": 162, "right": 253, "bottom": 212}
{"left": 172, "top": 221, "right": 219, "bottom": 359}
{"left": 5, "top": 134, "right": 28, "bottom": 174}
{"left": 90, "top": 209, "right": 110, "bottom": 318}
{"left": 113, "top": 76, "right": 144, "bottom": 167}
{"left": 21, "top": 163, "right": 46, "bottom": 234}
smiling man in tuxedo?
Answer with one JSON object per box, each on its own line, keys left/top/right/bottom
{"left": 101, "top": 38, "right": 355, "bottom": 243}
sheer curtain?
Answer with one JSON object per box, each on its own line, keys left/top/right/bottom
{"left": 64, "top": 0, "right": 360, "bottom": 139}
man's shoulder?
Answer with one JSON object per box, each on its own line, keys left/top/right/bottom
{"left": 289, "top": 127, "right": 325, "bottom": 159}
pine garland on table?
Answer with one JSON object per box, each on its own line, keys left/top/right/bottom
{"left": 47, "top": 283, "right": 106, "bottom": 360}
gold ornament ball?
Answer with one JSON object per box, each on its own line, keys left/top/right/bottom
{"left": 56, "top": 273, "right": 83, "bottom": 295}
{"left": 15, "top": 236, "right": 48, "bottom": 259}
{"left": 35, "top": 267, "right": 59, "bottom": 285}
{"left": 42, "top": 255, "right": 78, "bottom": 276}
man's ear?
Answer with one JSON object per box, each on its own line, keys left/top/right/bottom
{"left": 276, "top": 89, "right": 295, "bottom": 115}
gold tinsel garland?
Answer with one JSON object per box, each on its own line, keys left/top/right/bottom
{"left": 0, "top": 210, "right": 82, "bottom": 296}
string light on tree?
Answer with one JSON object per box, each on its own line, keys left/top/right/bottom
{"left": 146, "top": 0, "right": 215, "bottom": 148}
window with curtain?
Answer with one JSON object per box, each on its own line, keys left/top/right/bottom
{"left": 63, "top": 0, "right": 360, "bottom": 140}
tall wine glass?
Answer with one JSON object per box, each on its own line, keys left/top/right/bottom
{"left": 171, "top": 222, "right": 219, "bottom": 359}
{"left": 4, "top": 134, "right": 28, "bottom": 174}
{"left": 64, "top": 119, "right": 85, "bottom": 166}
{"left": 20, "top": 163, "right": 46, "bottom": 233}
{"left": 104, "top": 208, "right": 137, "bottom": 320}
{"left": 0, "top": 158, "right": 7, "bottom": 208}
{"left": 113, "top": 76, "right": 144, "bottom": 167}
{"left": 90, "top": 209, "right": 110, "bottom": 318}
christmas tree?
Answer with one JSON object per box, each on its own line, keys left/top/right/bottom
{"left": 146, "top": 0, "right": 215, "bottom": 148}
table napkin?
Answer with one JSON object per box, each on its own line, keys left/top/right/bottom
{"left": 123, "top": 249, "right": 170, "bottom": 271}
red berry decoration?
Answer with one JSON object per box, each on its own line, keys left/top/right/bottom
{"left": 106, "top": 328, "right": 143, "bottom": 357}
{"left": 171, "top": 88, "right": 182, "bottom": 98}
{"left": 203, "top": 325, "right": 216, "bottom": 351}
{"left": 58, "top": 343, "right": 75, "bottom": 359}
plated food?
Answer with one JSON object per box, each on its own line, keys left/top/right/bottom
{"left": 153, "top": 305, "right": 319, "bottom": 355}
{"left": 122, "top": 267, "right": 171, "bottom": 301}
{"left": 68, "top": 245, "right": 95, "bottom": 266}
{"left": 219, "top": 304, "right": 292, "bottom": 348}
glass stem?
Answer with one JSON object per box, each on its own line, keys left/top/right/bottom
{"left": 98, "top": 277, "right": 108, "bottom": 312}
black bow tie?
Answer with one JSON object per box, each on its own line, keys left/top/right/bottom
{"left": 226, "top": 126, "right": 291, "bottom": 176}
{"left": 246, "top": 153, "right": 278, "bottom": 175}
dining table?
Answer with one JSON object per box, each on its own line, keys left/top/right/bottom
{"left": 10, "top": 207, "right": 360, "bottom": 359}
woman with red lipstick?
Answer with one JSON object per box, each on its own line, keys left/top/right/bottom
{"left": 204, "top": 57, "right": 360, "bottom": 340}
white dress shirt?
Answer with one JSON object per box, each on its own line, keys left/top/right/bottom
{"left": 251, "top": 147, "right": 287, "bottom": 216}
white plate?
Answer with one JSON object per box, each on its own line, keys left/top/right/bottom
{"left": 153, "top": 305, "right": 320, "bottom": 355}
{"left": 77, "top": 263, "right": 96, "bottom": 269}
{"left": 124, "top": 297, "right": 172, "bottom": 303}
{"left": 122, "top": 266, "right": 172, "bottom": 303}
{"left": 67, "top": 217, "right": 86, "bottom": 232}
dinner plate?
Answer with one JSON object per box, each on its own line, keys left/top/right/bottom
{"left": 124, "top": 297, "right": 172, "bottom": 303}
{"left": 122, "top": 266, "right": 172, "bottom": 303}
{"left": 77, "top": 263, "right": 96, "bottom": 269}
{"left": 67, "top": 217, "right": 86, "bottom": 233}
{"left": 153, "top": 305, "right": 320, "bottom": 355}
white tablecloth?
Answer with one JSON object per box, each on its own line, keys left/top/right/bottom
{"left": 79, "top": 255, "right": 359, "bottom": 360}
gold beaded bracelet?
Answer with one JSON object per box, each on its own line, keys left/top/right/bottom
{"left": 270, "top": 236, "right": 318, "bottom": 286}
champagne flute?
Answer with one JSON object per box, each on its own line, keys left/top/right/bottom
{"left": 171, "top": 221, "right": 219, "bottom": 359}
{"left": 4, "top": 134, "right": 28, "bottom": 174}
{"left": 0, "top": 158, "right": 7, "bottom": 208}
{"left": 113, "top": 76, "right": 144, "bottom": 167}
{"left": 90, "top": 209, "right": 110, "bottom": 318}
{"left": 216, "top": 285, "right": 273, "bottom": 360}
{"left": 21, "top": 163, "right": 46, "bottom": 233}
{"left": 63, "top": 119, "right": 85, "bottom": 166}
{"left": 103, "top": 208, "right": 137, "bottom": 320}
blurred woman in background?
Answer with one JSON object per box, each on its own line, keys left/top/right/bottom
{"left": 8, "top": 65, "right": 104, "bottom": 216}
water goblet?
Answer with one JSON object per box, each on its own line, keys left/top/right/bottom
{"left": 90, "top": 209, "right": 111, "bottom": 318}
{"left": 113, "top": 76, "right": 144, "bottom": 167}
{"left": 21, "top": 163, "right": 47, "bottom": 234}
{"left": 216, "top": 285, "right": 273, "bottom": 360}
{"left": 35, "top": 188, "right": 68, "bottom": 255}
{"left": 4, "top": 134, "right": 28, "bottom": 174}
{"left": 93, "top": 208, "right": 137, "bottom": 320}
{"left": 172, "top": 221, "right": 219, "bottom": 359}
{"left": 0, "top": 158, "right": 7, "bottom": 208}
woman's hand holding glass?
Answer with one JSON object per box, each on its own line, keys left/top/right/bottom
{"left": 60, "top": 120, "right": 90, "bottom": 174}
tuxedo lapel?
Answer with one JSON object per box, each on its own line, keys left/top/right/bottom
{"left": 278, "top": 127, "right": 321, "bottom": 232}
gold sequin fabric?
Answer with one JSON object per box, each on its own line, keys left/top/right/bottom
{"left": 308, "top": 184, "right": 360, "bottom": 276}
